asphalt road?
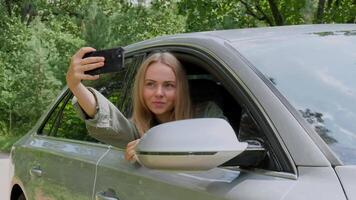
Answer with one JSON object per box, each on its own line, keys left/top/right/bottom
{"left": 0, "top": 153, "right": 10, "bottom": 200}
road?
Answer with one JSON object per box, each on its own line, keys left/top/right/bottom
{"left": 0, "top": 153, "right": 10, "bottom": 200}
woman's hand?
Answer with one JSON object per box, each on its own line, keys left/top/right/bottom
{"left": 65, "top": 47, "right": 105, "bottom": 118}
{"left": 66, "top": 47, "right": 105, "bottom": 89}
{"left": 125, "top": 139, "right": 140, "bottom": 163}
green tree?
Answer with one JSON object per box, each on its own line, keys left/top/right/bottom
{"left": 82, "top": 0, "right": 186, "bottom": 48}
{"left": 178, "top": 0, "right": 257, "bottom": 32}
{"left": 177, "top": 0, "right": 355, "bottom": 32}
{"left": 0, "top": 15, "right": 83, "bottom": 135}
{"left": 316, "top": 0, "right": 356, "bottom": 23}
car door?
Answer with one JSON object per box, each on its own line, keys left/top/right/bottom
{"left": 93, "top": 46, "right": 346, "bottom": 200}
{"left": 12, "top": 89, "right": 109, "bottom": 200}
{"left": 94, "top": 149, "right": 343, "bottom": 200}
{"left": 94, "top": 147, "right": 237, "bottom": 200}
{"left": 12, "top": 66, "right": 130, "bottom": 200}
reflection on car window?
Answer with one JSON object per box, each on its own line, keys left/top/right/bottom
{"left": 236, "top": 30, "right": 356, "bottom": 164}
{"left": 238, "top": 110, "right": 262, "bottom": 142}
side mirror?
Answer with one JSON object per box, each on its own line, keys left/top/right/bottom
{"left": 136, "top": 118, "right": 247, "bottom": 171}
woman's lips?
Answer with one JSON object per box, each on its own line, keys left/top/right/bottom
{"left": 152, "top": 101, "right": 165, "bottom": 108}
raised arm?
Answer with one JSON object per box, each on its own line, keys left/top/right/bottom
{"left": 66, "top": 47, "right": 104, "bottom": 118}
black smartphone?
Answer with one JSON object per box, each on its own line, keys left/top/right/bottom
{"left": 83, "top": 47, "right": 124, "bottom": 75}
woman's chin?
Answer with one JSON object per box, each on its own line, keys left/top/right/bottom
{"left": 151, "top": 109, "right": 167, "bottom": 116}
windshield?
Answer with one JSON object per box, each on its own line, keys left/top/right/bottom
{"left": 234, "top": 29, "right": 356, "bottom": 164}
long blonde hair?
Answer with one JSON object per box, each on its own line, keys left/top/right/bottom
{"left": 131, "top": 52, "right": 192, "bottom": 135}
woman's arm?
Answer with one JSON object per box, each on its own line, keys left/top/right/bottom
{"left": 66, "top": 47, "right": 104, "bottom": 118}
{"left": 72, "top": 87, "right": 140, "bottom": 147}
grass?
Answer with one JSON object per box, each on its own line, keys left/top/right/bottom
{"left": 0, "top": 135, "right": 22, "bottom": 153}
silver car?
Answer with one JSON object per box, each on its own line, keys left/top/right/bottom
{"left": 10, "top": 24, "right": 356, "bottom": 200}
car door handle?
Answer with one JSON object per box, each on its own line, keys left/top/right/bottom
{"left": 30, "top": 167, "right": 43, "bottom": 177}
{"left": 96, "top": 190, "right": 119, "bottom": 200}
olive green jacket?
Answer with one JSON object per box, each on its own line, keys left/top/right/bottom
{"left": 73, "top": 88, "right": 225, "bottom": 147}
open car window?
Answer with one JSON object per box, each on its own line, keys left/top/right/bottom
{"left": 172, "top": 49, "right": 292, "bottom": 173}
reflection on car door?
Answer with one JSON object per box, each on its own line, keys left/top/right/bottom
{"left": 94, "top": 148, "right": 348, "bottom": 200}
{"left": 14, "top": 137, "right": 109, "bottom": 199}
{"left": 12, "top": 90, "right": 109, "bottom": 200}
{"left": 94, "top": 148, "right": 228, "bottom": 200}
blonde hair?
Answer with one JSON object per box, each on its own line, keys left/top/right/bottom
{"left": 131, "top": 52, "right": 192, "bottom": 135}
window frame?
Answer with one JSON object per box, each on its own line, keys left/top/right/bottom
{"left": 38, "top": 91, "right": 94, "bottom": 142}
{"left": 38, "top": 89, "right": 71, "bottom": 136}
{"left": 125, "top": 46, "right": 295, "bottom": 175}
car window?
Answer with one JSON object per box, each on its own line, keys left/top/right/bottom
{"left": 220, "top": 80, "right": 283, "bottom": 171}
{"left": 176, "top": 51, "right": 281, "bottom": 171}
{"left": 41, "top": 96, "right": 67, "bottom": 136}
{"left": 39, "top": 55, "right": 144, "bottom": 142}
{"left": 235, "top": 31, "right": 356, "bottom": 164}
{"left": 40, "top": 91, "right": 96, "bottom": 142}
{"left": 53, "top": 94, "right": 96, "bottom": 141}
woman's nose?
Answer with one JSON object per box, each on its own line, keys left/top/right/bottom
{"left": 155, "top": 85, "right": 164, "bottom": 97}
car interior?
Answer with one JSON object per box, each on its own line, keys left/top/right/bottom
{"left": 176, "top": 53, "right": 243, "bottom": 132}
{"left": 173, "top": 51, "right": 272, "bottom": 170}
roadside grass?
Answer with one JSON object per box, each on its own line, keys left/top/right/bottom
{"left": 0, "top": 135, "right": 22, "bottom": 153}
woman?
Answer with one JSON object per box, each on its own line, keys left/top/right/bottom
{"left": 67, "top": 47, "right": 225, "bottom": 162}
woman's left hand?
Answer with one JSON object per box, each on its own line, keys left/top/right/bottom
{"left": 124, "top": 139, "right": 140, "bottom": 163}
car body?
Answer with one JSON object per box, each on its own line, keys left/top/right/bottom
{"left": 9, "top": 24, "right": 356, "bottom": 200}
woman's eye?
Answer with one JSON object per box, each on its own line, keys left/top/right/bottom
{"left": 165, "top": 83, "right": 176, "bottom": 89}
{"left": 145, "top": 82, "right": 155, "bottom": 88}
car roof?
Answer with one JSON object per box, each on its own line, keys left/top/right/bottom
{"left": 125, "top": 24, "right": 356, "bottom": 53}
{"left": 197, "top": 24, "right": 356, "bottom": 42}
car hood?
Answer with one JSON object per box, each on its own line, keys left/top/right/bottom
{"left": 335, "top": 166, "right": 356, "bottom": 200}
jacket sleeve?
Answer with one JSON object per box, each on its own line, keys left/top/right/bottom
{"left": 72, "top": 87, "right": 139, "bottom": 148}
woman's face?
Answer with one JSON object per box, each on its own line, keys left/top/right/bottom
{"left": 143, "top": 62, "right": 177, "bottom": 122}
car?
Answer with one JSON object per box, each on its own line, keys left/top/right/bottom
{"left": 9, "top": 24, "right": 356, "bottom": 200}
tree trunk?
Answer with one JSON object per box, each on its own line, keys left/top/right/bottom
{"left": 4, "top": 0, "right": 12, "bottom": 16}
{"left": 21, "top": 3, "right": 36, "bottom": 24}
{"left": 9, "top": 108, "right": 12, "bottom": 135}
{"left": 239, "top": 0, "right": 274, "bottom": 26}
{"left": 348, "top": 0, "right": 356, "bottom": 23}
{"left": 326, "top": 0, "right": 333, "bottom": 10}
{"left": 267, "top": 0, "right": 284, "bottom": 25}
{"left": 316, "top": 0, "right": 326, "bottom": 23}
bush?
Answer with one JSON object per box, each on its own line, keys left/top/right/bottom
{"left": 0, "top": 16, "right": 84, "bottom": 136}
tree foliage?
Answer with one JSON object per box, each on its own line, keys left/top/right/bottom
{"left": 82, "top": 0, "right": 186, "bottom": 48}
{"left": 0, "top": 16, "right": 81, "bottom": 135}
{"left": 177, "top": 0, "right": 355, "bottom": 31}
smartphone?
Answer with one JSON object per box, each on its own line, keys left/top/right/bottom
{"left": 83, "top": 47, "right": 124, "bottom": 75}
